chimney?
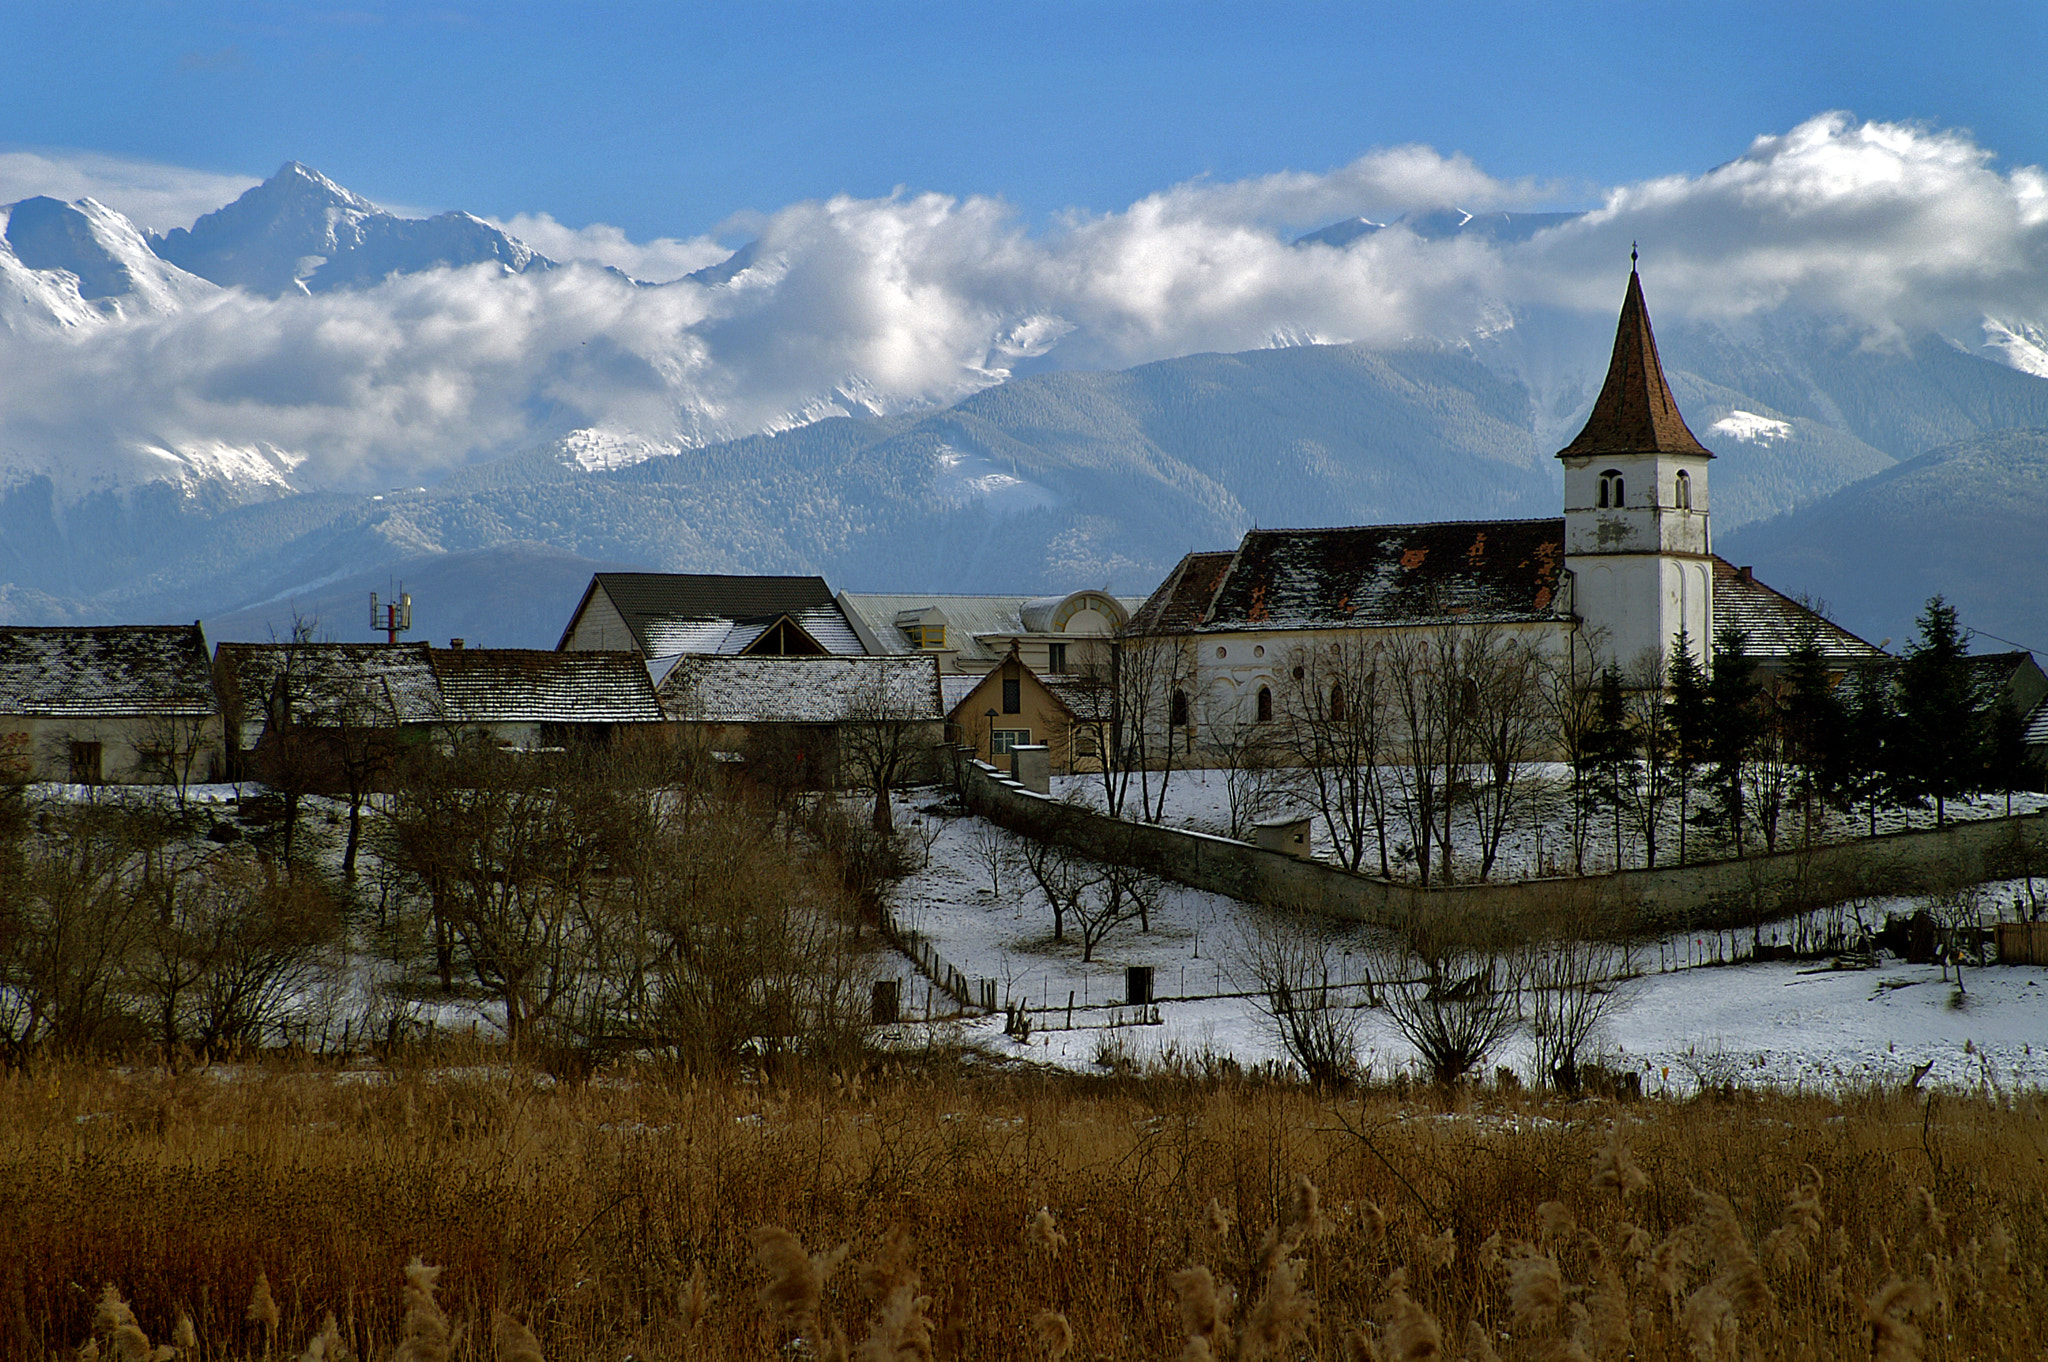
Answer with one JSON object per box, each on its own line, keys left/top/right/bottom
{"left": 450, "top": 638, "right": 465, "bottom": 649}
{"left": 1736, "top": 566, "right": 1753, "bottom": 584}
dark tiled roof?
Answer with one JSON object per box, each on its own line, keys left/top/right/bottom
{"left": 0, "top": 624, "right": 216, "bottom": 717}
{"left": 214, "top": 642, "right": 443, "bottom": 737}
{"left": 431, "top": 649, "right": 664, "bottom": 725}
{"left": 1557, "top": 270, "right": 1713, "bottom": 460}
{"left": 1129, "top": 552, "right": 1236, "bottom": 635}
{"left": 1711, "top": 560, "right": 1886, "bottom": 663}
{"left": 1200, "top": 519, "right": 1569, "bottom": 631}
{"left": 659, "top": 654, "right": 944, "bottom": 724}
{"left": 564, "top": 572, "right": 864, "bottom": 655}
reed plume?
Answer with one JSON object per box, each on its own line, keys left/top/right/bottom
{"left": 678, "top": 1262, "right": 712, "bottom": 1333}
{"left": 1377, "top": 1272, "right": 1445, "bottom": 1362}
{"left": 1763, "top": 1164, "right": 1825, "bottom": 1271}
{"left": 752, "top": 1225, "right": 849, "bottom": 1346}
{"left": 1029, "top": 1309, "right": 1074, "bottom": 1361}
{"left": 1022, "top": 1208, "right": 1067, "bottom": 1257}
{"left": 248, "top": 1270, "right": 281, "bottom": 1353}
{"left": 1866, "top": 1278, "right": 1934, "bottom": 1362}
{"left": 1239, "top": 1254, "right": 1311, "bottom": 1362}
{"left": 93, "top": 1285, "right": 169, "bottom": 1362}
{"left": 1589, "top": 1125, "right": 1648, "bottom": 1198}
{"left": 1503, "top": 1246, "right": 1562, "bottom": 1335}
{"left": 296, "top": 1311, "right": 345, "bottom": 1362}
{"left": 394, "top": 1257, "right": 456, "bottom": 1362}
{"left": 1164, "top": 1265, "right": 1233, "bottom": 1351}
{"left": 492, "top": 1310, "right": 544, "bottom": 1362}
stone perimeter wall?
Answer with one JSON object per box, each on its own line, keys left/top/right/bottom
{"left": 951, "top": 751, "right": 2048, "bottom": 937}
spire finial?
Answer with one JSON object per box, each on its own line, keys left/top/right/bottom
{"left": 1630, "top": 241, "right": 1639, "bottom": 270}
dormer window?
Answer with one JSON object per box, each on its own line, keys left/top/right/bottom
{"left": 906, "top": 624, "right": 946, "bottom": 649}
{"left": 1598, "top": 470, "right": 1624, "bottom": 508}
{"left": 1675, "top": 470, "right": 1692, "bottom": 510}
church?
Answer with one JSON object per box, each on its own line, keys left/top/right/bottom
{"left": 1129, "top": 266, "right": 1885, "bottom": 735}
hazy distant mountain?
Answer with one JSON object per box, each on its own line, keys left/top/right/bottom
{"left": 1295, "top": 208, "right": 1585, "bottom": 250}
{"left": 202, "top": 542, "right": 646, "bottom": 650}
{"left": 151, "top": 162, "right": 552, "bottom": 297}
{"left": 1719, "top": 428, "right": 2048, "bottom": 652}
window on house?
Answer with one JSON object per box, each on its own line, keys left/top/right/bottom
{"left": 1598, "top": 470, "right": 1624, "bottom": 508}
{"left": 1170, "top": 689, "right": 1190, "bottom": 727}
{"left": 1047, "top": 642, "right": 1067, "bottom": 673}
{"left": 1074, "top": 730, "right": 1099, "bottom": 756}
{"left": 1256, "top": 687, "right": 1273, "bottom": 723}
{"left": 1330, "top": 683, "right": 1345, "bottom": 723}
{"left": 1002, "top": 677, "right": 1021, "bottom": 714}
{"left": 907, "top": 624, "right": 946, "bottom": 649}
{"left": 1675, "top": 470, "right": 1692, "bottom": 509}
{"left": 69, "top": 740, "right": 102, "bottom": 785}
{"left": 991, "top": 728, "right": 1030, "bottom": 755}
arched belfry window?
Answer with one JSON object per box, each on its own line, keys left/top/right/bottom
{"left": 1598, "top": 470, "right": 1624, "bottom": 508}
{"left": 1675, "top": 469, "right": 1692, "bottom": 510}
{"left": 1256, "top": 686, "right": 1273, "bottom": 723}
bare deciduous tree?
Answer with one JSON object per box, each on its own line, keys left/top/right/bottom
{"left": 1066, "top": 629, "right": 1197, "bottom": 823}
{"left": 1279, "top": 636, "right": 1394, "bottom": 874}
{"left": 1237, "top": 907, "right": 1367, "bottom": 1087}
{"left": 1372, "top": 913, "right": 1523, "bottom": 1084}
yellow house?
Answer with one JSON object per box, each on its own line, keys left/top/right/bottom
{"left": 941, "top": 647, "right": 1090, "bottom": 772}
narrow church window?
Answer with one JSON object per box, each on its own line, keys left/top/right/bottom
{"left": 1675, "top": 470, "right": 1691, "bottom": 509}
{"left": 1256, "top": 687, "right": 1273, "bottom": 723}
{"left": 1598, "top": 470, "right": 1624, "bottom": 508}
{"left": 1330, "top": 683, "right": 1345, "bottom": 723}
{"left": 1170, "top": 689, "right": 1190, "bottom": 727}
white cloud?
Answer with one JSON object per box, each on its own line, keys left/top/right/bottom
{"left": 6, "top": 116, "right": 2048, "bottom": 500}
{"left": 0, "top": 149, "right": 257, "bottom": 231}
{"left": 487, "top": 212, "right": 731, "bottom": 282}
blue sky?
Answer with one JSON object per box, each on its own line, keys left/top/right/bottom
{"left": 8, "top": 1, "right": 2047, "bottom": 239}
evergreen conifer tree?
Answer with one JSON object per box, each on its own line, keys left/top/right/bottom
{"left": 1667, "top": 626, "right": 1708, "bottom": 864}
{"left": 1896, "top": 596, "right": 1981, "bottom": 827}
{"left": 1705, "top": 626, "right": 1762, "bottom": 854}
{"left": 1781, "top": 627, "right": 1848, "bottom": 845}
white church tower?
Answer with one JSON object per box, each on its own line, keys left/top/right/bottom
{"left": 1557, "top": 264, "right": 1715, "bottom": 678}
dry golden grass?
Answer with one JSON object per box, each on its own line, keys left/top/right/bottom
{"left": 1, "top": 1056, "right": 2043, "bottom": 1359}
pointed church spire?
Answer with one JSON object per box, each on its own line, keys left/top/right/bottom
{"left": 1556, "top": 266, "right": 1712, "bottom": 459}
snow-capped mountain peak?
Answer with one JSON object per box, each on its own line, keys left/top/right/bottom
{"left": 0, "top": 194, "right": 216, "bottom": 332}
{"left": 151, "top": 161, "right": 553, "bottom": 297}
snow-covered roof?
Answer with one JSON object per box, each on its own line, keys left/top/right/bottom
{"left": 639, "top": 605, "right": 864, "bottom": 657}
{"left": 659, "top": 654, "right": 943, "bottom": 724}
{"left": 841, "top": 592, "right": 1145, "bottom": 663}
{"left": 940, "top": 674, "right": 982, "bottom": 713}
{"left": 0, "top": 624, "right": 216, "bottom": 718}
{"left": 1712, "top": 560, "right": 1887, "bottom": 663}
{"left": 1196, "top": 519, "right": 1570, "bottom": 632}
{"left": 430, "top": 649, "right": 664, "bottom": 726}
{"left": 561, "top": 572, "right": 866, "bottom": 656}
{"left": 214, "top": 642, "right": 443, "bottom": 738}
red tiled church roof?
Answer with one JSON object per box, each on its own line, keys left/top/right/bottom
{"left": 1556, "top": 269, "right": 1712, "bottom": 460}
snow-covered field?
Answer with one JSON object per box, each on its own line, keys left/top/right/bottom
{"left": 25, "top": 779, "right": 2048, "bottom": 1097}
{"left": 883, "top": 786, "right": 2048, "bottom": 1096}
{"left": 1046, "top": 766, "right": 2048, "bottom": 877}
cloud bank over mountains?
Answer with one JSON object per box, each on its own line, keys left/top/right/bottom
{"left": 5, "top": 113, "right": 2048, "bottom": 498}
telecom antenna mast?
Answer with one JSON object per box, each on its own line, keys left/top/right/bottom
{"left": 370, "top": 588, "right": 413, "bottom": 645}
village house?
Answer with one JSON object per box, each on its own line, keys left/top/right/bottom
{"left": 429, "top": 646, "right": 664, "bottom": 750}
{"left": 839, "top": 590, "right": 1144, "bottom": 677}
{"left": 938, "top": 645, "right": 1087, "bottom": 771}
{"left": 654, "top": 652, "right": 946, "bottom": 789}
{"left": 557, "top": 572, "right": 867, "bottom": 658}
{"left": 213, "top": 641, "right": 444, "bottom": 780}
{"left": 0, "top": 623, "right": 220, "bottom": 785}
{"left": 1133, "top": 268, "right": 1885, "bottom": 747}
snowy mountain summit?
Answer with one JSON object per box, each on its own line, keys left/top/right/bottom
{"left": 0, "top": 194, "right": 216, "bottom": 332}
{"left": 151, "top": 161, "right": 554, "bottom": 297}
